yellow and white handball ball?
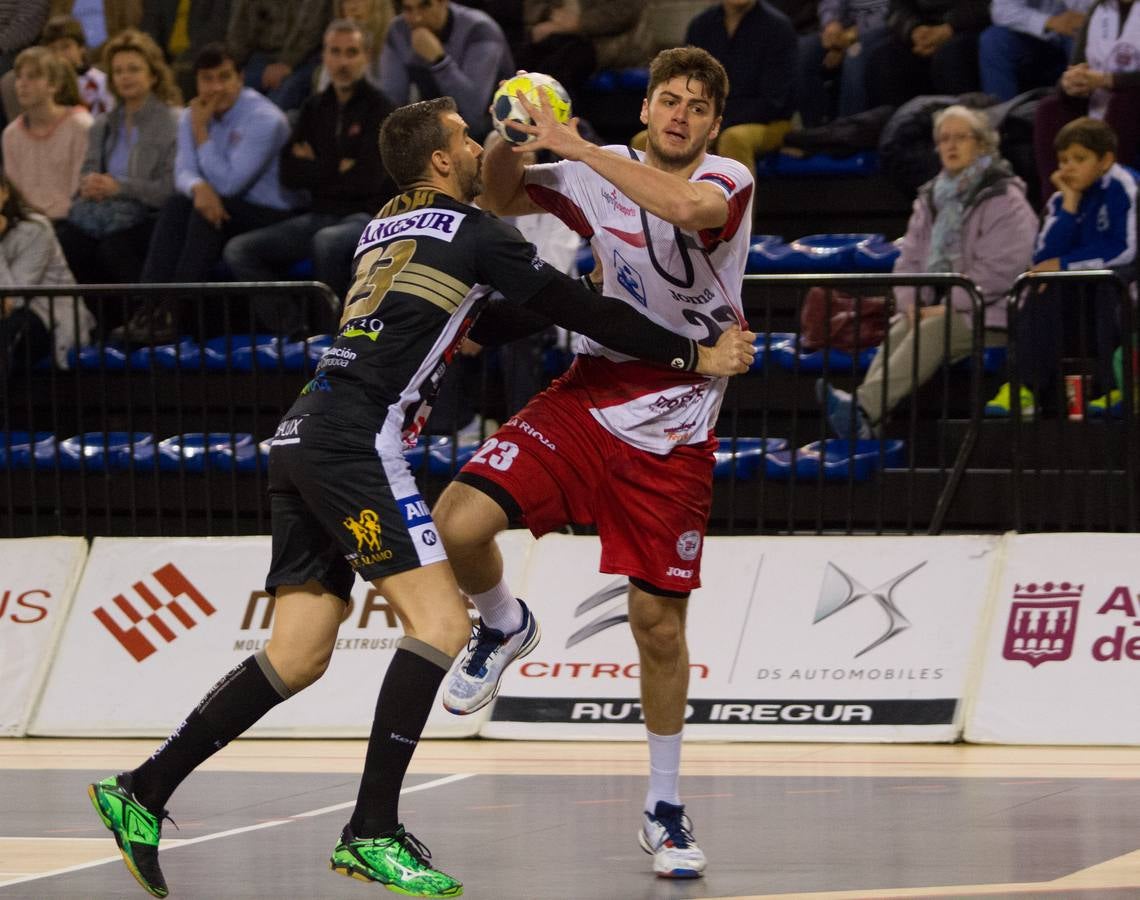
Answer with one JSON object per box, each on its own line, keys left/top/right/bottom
{"left": 491, "top": 72, "right": 572, "bottom": 144}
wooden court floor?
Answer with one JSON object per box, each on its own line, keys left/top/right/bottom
{"left": 1, "top": 739, "right": 1138, "bottom": 899}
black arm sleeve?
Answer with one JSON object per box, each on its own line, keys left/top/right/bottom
{"left": 523, "top": 270, "right": 700, "bottom": 371}
{"left": 469, "top": 273, "right": 700, "bottom": 371}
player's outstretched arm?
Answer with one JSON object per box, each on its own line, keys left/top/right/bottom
{"left": 515, "top": 270, "right": 755, "bottom": 375}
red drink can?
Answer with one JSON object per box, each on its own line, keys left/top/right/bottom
{"left": 1065, "top": 374, "right": 1085, "bottom": 420}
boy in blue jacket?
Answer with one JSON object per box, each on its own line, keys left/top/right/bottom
{"left": 987, "top": 117, "right": 1137, "bottom": 417}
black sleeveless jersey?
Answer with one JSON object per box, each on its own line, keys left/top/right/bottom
{"left": 286, "top": 189, "right": 557, "bottom": 444}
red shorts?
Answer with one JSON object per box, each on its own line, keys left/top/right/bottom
{"left": 454, "top": 369, "right": 715, "bottom": 593}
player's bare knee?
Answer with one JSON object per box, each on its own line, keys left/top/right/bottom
{"left": 433, "top": 482, "right": 504, "bottom": 550}
{"left": 266, "top": 642, "right": 334, "bottom": 691}
{"left": 631, "top": 615, "right": 686, "bottom": 660}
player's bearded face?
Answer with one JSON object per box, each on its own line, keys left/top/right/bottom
{"left": 643, "top": 76, "right": 720, "bottom": 169}
{"left": 446, "top": 117, "right": 483, "bottom": 201}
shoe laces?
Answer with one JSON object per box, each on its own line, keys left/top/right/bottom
{"left": 462, "top": 620, "right": 508, "bottom": 676}
{"left": 653, "top": 807, "right": 695, "bottom": 850}
{"left": 389, "top": 827, "right": 433, "bottom": 866}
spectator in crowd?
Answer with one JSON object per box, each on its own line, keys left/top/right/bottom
{"left": 1032, "top": 0, "right": 1140, "bottom": 203}
{"left": 141, "top": 0, "right": 232, "bottom": 102}
{"left": 988, "top": 117, "right": 1138, "bottom": 418}
{"left": 866, "top": 0, "right": 991, "bottom": 109}
{"left": 315, "top": 0, "right": 392, "bottom": 92}
{"left": 114, "top": 43, "right": 302, "bottom": 344}
{"left": 768, "top": 0, "right": 820, "bottom": 33}
{"left": 980, "top": 1, "right": 1090, "bottom": 102}
{"left": 683, "top": 0, "right": 798, "bottom": 179}
{"left": 0, "top": 0, "right": 49, "bottom": 80}
{"left": 47, "top": 0, "right": 144, "bottom": 62}
{"left": 517, "top": 0, "right": 651, "bottom": 101}
{"left": 818, "top": 105, "right": 1038, "bottom": 439}
{"left": 0, "top": 168, "right": 95, "bottom": 377}
{"left": 224, "top": 19, "right": 396, "bottom": 337}
{"left": 42, "top": 15, "right": 114, "bottom": 114}
{"left": 380, "top": 0, "right": 514, "bottom": 141}
{"left": 1, "top": 47, "right": 91, "bottom": 221}
{"left": 798, "top": 0, "right": 890, "bottom": 126}
{"left": 226, "top": 0, "right": 332, "bottom": 111}
{"left": 55, "top": 29, "right": 180, "bottom": 295}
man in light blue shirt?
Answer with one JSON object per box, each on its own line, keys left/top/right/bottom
{"left": 979, "top": 0, "right": 1092, "bottom": 101}
{"left": 117, "top": 42, "right": 305, "bottom": 344}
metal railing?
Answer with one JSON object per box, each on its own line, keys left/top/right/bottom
{"left": 1, "top": 273, "right": 1135, "bottom": 538}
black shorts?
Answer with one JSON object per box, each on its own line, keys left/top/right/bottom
{"left": 264, "top": 413, "right": 448, "bottom": 601}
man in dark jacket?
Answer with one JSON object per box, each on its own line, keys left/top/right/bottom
{"left": 141, "top": 0, "right": 231, "bottom": 101}
{"left": 683, "top": 0, "right": 798, "bottom": 180}
{"left": 866, "top": 0, "right": 991, "bottom": 108}
{"left": 224, "top": 19, "right": 396, "bottom": 336}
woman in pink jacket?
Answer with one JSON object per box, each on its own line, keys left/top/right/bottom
{"left": 818, "top": 104, "right": 1040, "bottom": 440}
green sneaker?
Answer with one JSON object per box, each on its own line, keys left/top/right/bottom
{"left": 1089, "top": 389, "right": 1123, "bottom": 417}
{"left": 330, "top": 824, "right": 463, "bottom": 897}
{"left": 88, "top": 773, "right": 169, "bottom": 897}
{"left": 985, "top": 382, "right": 1036, "bottom": 418}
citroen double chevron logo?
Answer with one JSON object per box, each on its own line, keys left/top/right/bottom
{"left": 93, "top": 563, "right": 216, "bottom": 662}
{"left": 566, "top": 577, "right": 629, "bottom": 647}
{"left": 813, "top": 562, "right": 927, "bottom": 657}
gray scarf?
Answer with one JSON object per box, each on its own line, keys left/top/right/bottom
{"left": 925, "top": 155, "right": 992, "bottom": 273}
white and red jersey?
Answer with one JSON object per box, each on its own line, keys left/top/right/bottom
{"left": 524, "top": 146, "right": 754, "bottom": 454}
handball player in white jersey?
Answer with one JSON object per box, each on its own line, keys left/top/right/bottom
{"left": 435, "top": 46, "right": 753, "bottom": 879}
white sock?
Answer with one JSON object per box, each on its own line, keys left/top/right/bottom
{"left": 467, "top": 578, "right": 524, "bottom": 634}
{"left": 644, "top": 729, "right": 683, "bottom": 813}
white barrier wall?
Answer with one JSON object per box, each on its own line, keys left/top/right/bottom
{"left": 31, "top": 532, "right": 534, "bottom": 738}
{"left": 481, "top": 534, "right": 999, "bottom": 741}
{"left": 966, "top": 533, "right": 1140, "bottom": 744}
{"left": 0, "top": 538, "right": 87, "bottom": 736}
{"left": 19, "top": 531, "right": 1140, "bottom": 744}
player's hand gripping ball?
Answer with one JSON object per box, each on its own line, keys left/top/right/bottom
{"left": 491, "top": 72, "right": 572, "bottom": 144}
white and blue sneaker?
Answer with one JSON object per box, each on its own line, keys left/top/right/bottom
{"left": 638, "top": 801, "right": 707, "bottom": 879}
{"left": 817, "top": 379, "right": 874, "bottom": 441}
{"left": 442, "top": 600, "right": 540, "bottom": 714}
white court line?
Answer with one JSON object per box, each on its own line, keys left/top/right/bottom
{"left": 0, "top": 772, "right": 476, "bottom": 889}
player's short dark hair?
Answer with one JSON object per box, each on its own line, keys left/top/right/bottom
{"left": 1055, "top": 117, "right": 1118, "bottom": 157}
{"left": 41, "top": 15, "right": 87, "bottom": 48}
{"left": 379, "top": 97, "right": 457, "bottom": 189}
{"left": 646, "top": 46, "right": 729, "bottom": 119}
{"left": 193, "top": 42, "right": 241, "bottom": 75}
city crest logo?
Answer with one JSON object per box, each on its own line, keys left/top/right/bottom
{"left": 1002, "top": 582, "right": 1081, "bottom": 668}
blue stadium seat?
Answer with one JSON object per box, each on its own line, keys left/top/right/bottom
{"left": 304, "top": 335, "right": 335, "bottom": 370}
{"left": 853, "top": 235, "right": 901, "bottom": 272}
{"left": 950, "top": 346, "right": 1008, "bottom": 375}
{"left": 426, "top": 436, "right": 481, "bottom": 475}
{"left": 43, "top": 432, "right": 155, "bottom": 472}
{"left": 746, "top": 233, "right": 887, "bottom": 274}
{"left": 68, "top": 344, "right": 130, "bottom": 371}
{"left": 129, "top": 338, "right": 201, "bottom": 370}
{"left": 713, "top": 436, "right": 788, "bottom": 480}
{"left": 585, "top": 68, "right": 649, "bottom": 93}
{"left": 748, "top": 331, "right": 797, "bottom": 372}
{"left": 755, "top": 151, "right": 879, "bottom": 179}
{"left": 771, "top": 340, "right": 878, "bottom": 374}
{"left": 157, "top": 433, "right": 255, "bottom": 473}
{"left": 575, "top": 241, "right": 595, "bottom": 276}
{"left": 0, "top": 432, "right": 53, "bottom": 470}
{"left": 765, "top": 438, "right": 905, "bottom": 482}
{"left": 223, "top": 335, "right": 304, "bottom": 373}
